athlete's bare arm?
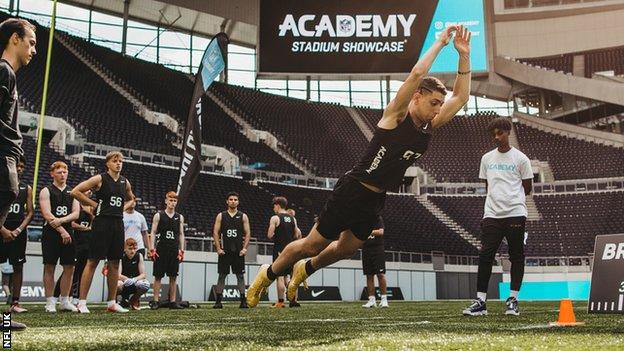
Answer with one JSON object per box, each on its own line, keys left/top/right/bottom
{"left": 212, "top": 212, "right": 224, "bottom": 254}
{"left": 380, "top": 26, "right": 457, "bottom": 129}
{"left": 267, "top": 215, "right": 279, "bottom": 241}
{"left": 71, "top": 175, "right": 102, "bottom": 208}
{"left": 431, "top": 26, "right": 471, "bottom": 129}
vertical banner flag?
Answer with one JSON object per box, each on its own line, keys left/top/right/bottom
{"left": 177, "top": 33, "right": 229, "bottom": 207}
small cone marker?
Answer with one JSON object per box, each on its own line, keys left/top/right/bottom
{"left": 549, "top": 299, "right": 585, "bottom": 327}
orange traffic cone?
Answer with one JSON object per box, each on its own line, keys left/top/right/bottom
{"left": 549, "top": 299, "right": 585, "bottom": 326}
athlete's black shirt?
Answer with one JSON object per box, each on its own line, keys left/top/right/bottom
{"left": 349, "top": 115, "right": 431, "bottom": 191}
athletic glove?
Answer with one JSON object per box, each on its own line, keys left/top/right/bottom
{"left": 177, "top": 249, "right": 185, "bottom": 262}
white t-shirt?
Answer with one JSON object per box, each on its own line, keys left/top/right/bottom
{"left": 479, "top": 147, "right": 533, "bottom": 219}
{"left": 123, "top": 211, "right": 148, "bottom": 249}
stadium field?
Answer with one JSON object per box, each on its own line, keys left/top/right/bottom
{"left": 8, "top": 301, "right": 623, "bottom": 350}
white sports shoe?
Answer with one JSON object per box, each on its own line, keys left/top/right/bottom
{"left": 60, "top": 301, "right": 79, "bottom": 312}
{"left": 362, "top": 299, "right": 377, "bottom": 308}
{"left": 106, "top": 303, "right": 129, "bottom": 313}
{"left": 380, "top": 299, "right": 389, "bottom": 308}
{"left": 71, "top": 298, "right": 79, "bottom": 306}
{"left": 77, "top": 304, "right": 90, "bottom": 314}
{"left": 44, "top": 304, "right": 57, "bottom": 313}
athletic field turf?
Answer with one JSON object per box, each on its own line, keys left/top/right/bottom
{"left": 8, "top": 301, "right": 624, "bottom": 350}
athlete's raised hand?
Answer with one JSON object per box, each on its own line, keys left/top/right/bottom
{"left": 453, "top": 25, "right": 471, "bottom": 56}
{"left": 437, "top": 25, "right": 457, "bottom": 46}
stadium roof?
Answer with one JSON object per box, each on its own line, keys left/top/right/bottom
{"left": 58, "top": 0, "right": 259, "bottom": 47}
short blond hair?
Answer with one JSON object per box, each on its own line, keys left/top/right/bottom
{"left": 105, "top": 151, "right": 123, "bottom": 164}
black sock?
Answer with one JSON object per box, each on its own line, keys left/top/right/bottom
{"left": 305, "top": 260, "right": 317, "bottom": 276}
{"left": 216, "top": 293, "right": 223, "bottom": 303}
{"left": 266, "top": 265, "right": 278, "bottom": 280}
{"left": 278, "top": 298, "right": 284, "bottom": 303}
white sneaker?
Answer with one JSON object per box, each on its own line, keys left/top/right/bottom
{"left": 60, "top": 301, "right": 79, "bottom": 312}
{"left": 106, "top": 303, "right": 129, "bottom": 313}
{"left": 362, "top": 300, "right": 377, "bottom": 308}
{"left": 45, "top": 304, "right": 57, "bottom": 313}
{"left": 77, "top": 304, "right": 90, "bottom": 314}
{"left": 380, "top": 299, "right": 389, "bottom": 308}
{"left": 71, "top": 298, "right": 79, "bottom": 306}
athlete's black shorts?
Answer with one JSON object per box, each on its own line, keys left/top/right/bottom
{"left": 41, "top": 226, "right": 76, "bottom": 265}
{"left": 362, "top": 246, "right": 386, "bottom": 275}
{"left": 0, "top": 221, "right": 27, "bottom": 265}
{"left": 89, "top": 216, "right": 124, "bottom": 260}
{"left": 218, "top": 250, "right": 245, "bottom": 274}
{"left": 153, "top": 248, "right": 179, "bottom": 278}
{"left": 317, "top": 175, "right": 386, "bottom": 241}
{"left": 272, "top": 248, "right": 292, "bottom": 276}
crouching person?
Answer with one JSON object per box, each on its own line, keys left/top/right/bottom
{"left": 118, "top": 238, "right": 150, "bottom": 310}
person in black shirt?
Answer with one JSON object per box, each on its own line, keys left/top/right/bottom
{"left": 361, "top": 216, "right": 388, "bottom": 308}
{"left": 71, "top": 151, "right": 135, "bottom": 313}
{"left": 0, "top": 156, "right": 32, "bottom": 313}
{"left": 267, "top": 197, "right": 301, "bottom": 308}
{"left": 0, "top": 18, "right": 36, "bottom": 330}
{"left": 117, "top": 238, "right": 149, "bottom": 310}
{"left": 148, "top": 191, "right": 185, "bottom": 310}
{"left": 39, "top": 161, "right": 80, "bottom": 313}
{"left": 212, "top": 192, "right": 251, "bottom": 309}
{"left": 248, "top": 26, "right": 472, "bottom": 307}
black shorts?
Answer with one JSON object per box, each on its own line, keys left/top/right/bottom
{"left": 89, "top": 216, "right": 124, "bottom": 260}
{"left": 272, "top": 249, "right": 292, "bottom": 276}
{"left": 218, "top": 250, "right": 245, "bottom": 274}
{"left": 0, "top": 221, "right": 27, "bottom": 265}
{"left": 317, "top": 175, "right": 386, "bottom": 241}
{"left": 153, "top": 249, "right": 180, "bottom": 278}
{"left": 41, "top": 226, "right": 76, "bottom": 265}
{"left": 362, "top": 246, "right": 386, "bottom": 275}
{"left": 74, "top": 231, "right": 92, "bottom": 255}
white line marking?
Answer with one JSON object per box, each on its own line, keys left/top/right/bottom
{"left": 590, "top": 302, "right": 594, "bottom": 311}
{"left": 619, "top": 294, "right": 623, "bottom": 311}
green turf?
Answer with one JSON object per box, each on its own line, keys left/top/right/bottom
{"left": 7, "top": 301, "right": 624, "bottom": 350}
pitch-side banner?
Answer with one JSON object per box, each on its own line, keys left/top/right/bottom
{"left": 259, "top": 0, "right": 486, "bottom": 76}
{"left": 177, "top": 33, "right": 228, "bottom": 207}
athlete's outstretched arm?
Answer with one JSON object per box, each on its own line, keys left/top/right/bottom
{"left": 432, "top": 25, "right": 471, "bottom": 129}
{"left": 382, "top": 26, "right": 457, "bottom": 122}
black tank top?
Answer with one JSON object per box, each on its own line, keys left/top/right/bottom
{"left": 155, "top": 210, "right": 181, "bottom": 250}
{"left": 273, "top": 213, "right": 295, "bottom": 252}
{"left": 6, "top": 182, "right": 27, "bottom": 223}
{"left": 122, "top": 252, "right": 140, "bottom": 278}
{"left": 95, "top": 173, "right": 126, "bottom": 218}
{"left": 348, "top": 115, "right": 432, "bottom": 191}
{"left": 220, "top": 210, "right": 245, "bottom": 252}
{"left": 74, "top": 209, "right": 93, "bottom": 247}
{"left": 44, "top": 184, "right": 74, "bottom": 231}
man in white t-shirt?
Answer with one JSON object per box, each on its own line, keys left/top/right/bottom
{"left": 463, "top": 117, "right": 533, "bottom": 317}
{"left": 123, "top": 198, "right": 149, "bottom": 257}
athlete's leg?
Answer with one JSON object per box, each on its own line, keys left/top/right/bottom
{"left": 269, "top": 224, "right": 331, "bottom": 276}
{"left": 308, "top": 230, "right": 364, "bottom": 273}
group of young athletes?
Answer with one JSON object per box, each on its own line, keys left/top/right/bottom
{"left": 1, "top": 17, "right": 534, "bottom": 332}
